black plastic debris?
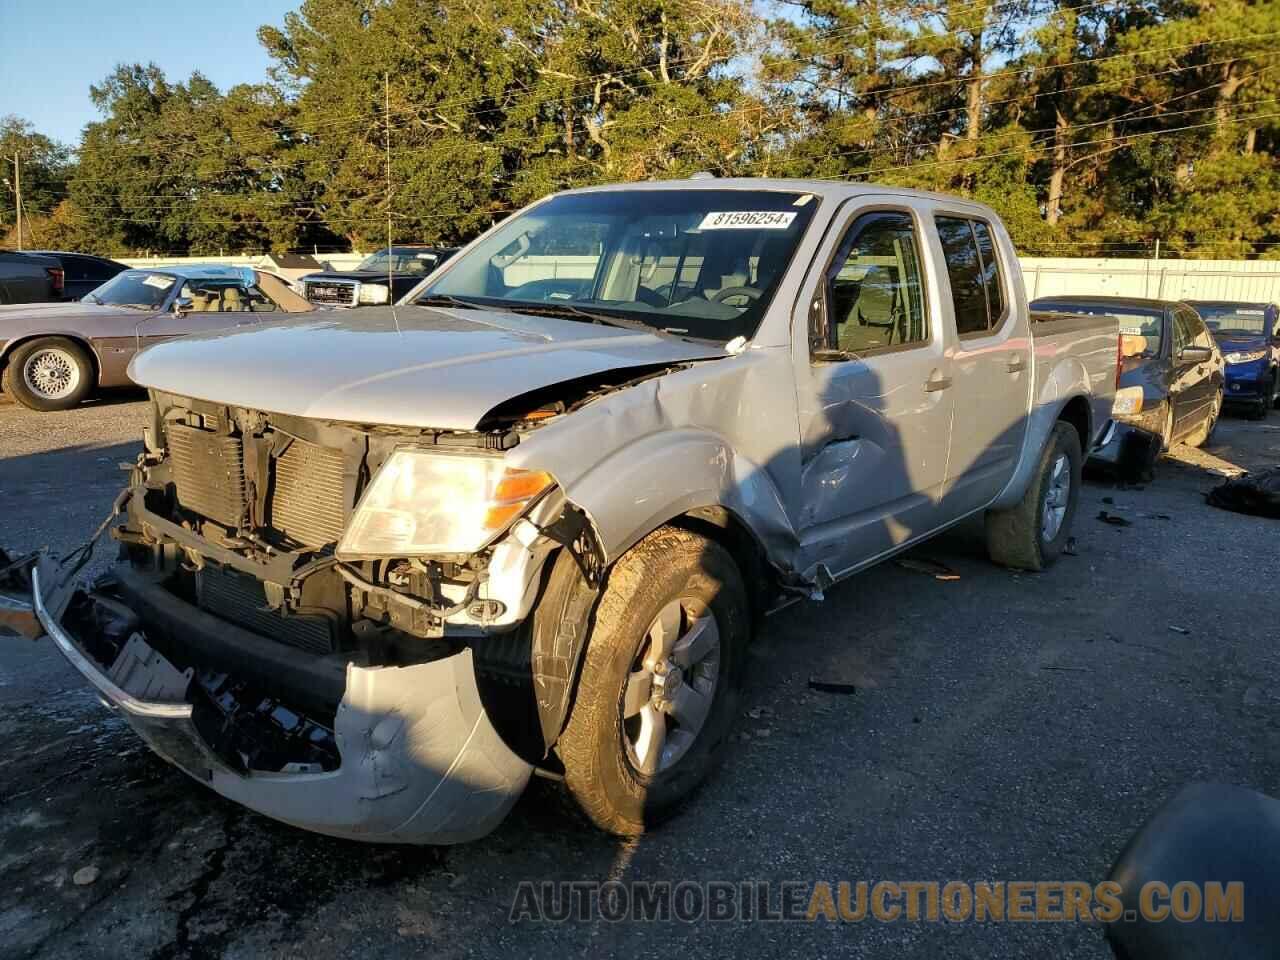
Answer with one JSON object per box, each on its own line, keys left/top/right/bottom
{"left": 1207, "top": 467, "right": 1280, "bottom": 519}
{"left": 895, "top": 557, "right": 960, "bottom": 581}
{"left": 808, "top": 678, "right": 860, "bottom": 695}
{"left": 1097, "top": 511, "right": 1133, "bottom": 526}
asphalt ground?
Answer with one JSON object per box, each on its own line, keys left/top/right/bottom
{"left": 1, "top": 389, "right": 1278, "bottom": 959}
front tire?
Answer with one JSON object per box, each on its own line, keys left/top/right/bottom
{"left": 1186, "top": 389, "right": 1223, "bottom": 448}
{"left": 985, "top": 422, "right": 1083, "bottom": 572}
{"left": 1, "top": 337, "right": 94, "bottom": 411}
{"left": 558, "top": 527, "right": 748, "bottom": 836}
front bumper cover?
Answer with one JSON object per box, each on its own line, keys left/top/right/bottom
{"left": 31, "top": 565, "right": 533, "bottom": 845}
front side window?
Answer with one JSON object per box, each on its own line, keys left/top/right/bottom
{"left": 823, "top": 211, "right": 927, "bottom": 354}
{"left": 419, "top": 189, "right": 819, "bottom": 342}
{"left": 935, "top": 217, "right": 988, "bottom": 335}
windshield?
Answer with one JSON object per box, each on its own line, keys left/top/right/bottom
{"left": 85, "top": 270, "right": 176, "bottom": 309}
{"left": 1191, "top": 302, "right": 1272, "bottom": 337}
{"left": 417, "top": 188, "right": 819, "bottom": 341}
{"left": 358, "top": 249, "right": 441, "bottom": 275}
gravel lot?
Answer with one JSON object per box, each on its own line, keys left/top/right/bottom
{"left": 1, "top": 393, "right": 1278, "bottom": 959}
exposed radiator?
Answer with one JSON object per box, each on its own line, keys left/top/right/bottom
{"left": 270, "top": 437, "right": 348, "bottom": 548}
{"left": 167, "top": 424, "right": 247, "bottom": 528}
{"left": 196, "top": 566, "right": 335, "bottom": 655}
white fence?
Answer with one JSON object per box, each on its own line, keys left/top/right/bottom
{"left": 1021, "top": 257, "right": 1280, "bottom": 303}
{"left": 119, "top": 252, "right": 1280, "bottom": 304}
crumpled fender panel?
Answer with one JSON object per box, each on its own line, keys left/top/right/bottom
{"left": 507, "top": 347, "right": 802, "bottom": 572}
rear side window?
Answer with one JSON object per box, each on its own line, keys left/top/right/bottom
{"left": 972, "top": 221, "right": 1005, "bottom": 320}
{"left": 935, "top": 216, "right": 1006, "bottom": 336}
{"left": 935, "top": 217, "right": 987, "bottom": 335}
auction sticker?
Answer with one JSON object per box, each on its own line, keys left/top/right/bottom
{"left": 698, "top": 211, "right": 797, "bottom": 230}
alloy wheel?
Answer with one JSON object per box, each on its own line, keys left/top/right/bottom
{"left": 622, "top": 599, "right": 721, "bottom": 776}
{"left": 1041, "top": 453, "right": 1070, "bottom": 543}
{"left": 22, "top": 348, "right": 81, "bottom": 401}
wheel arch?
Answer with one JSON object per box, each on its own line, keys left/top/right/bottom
{"left": 0, "top": 332, "right": 103, "bottom": 390}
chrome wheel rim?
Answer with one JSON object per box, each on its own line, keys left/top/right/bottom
{"left": 23, "top": 348, "right": 80, "bottom": 401}
{"left": 1041, "top": 453, "right": 1070, "bottom": 543}
{"left": 622, "top": 599, "right": 721, "bottom": 776}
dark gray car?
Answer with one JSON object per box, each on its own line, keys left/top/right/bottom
{"left": 1033, "top": 295, "right": 1224, "bottom": 452}
{"left": 0, "top": 250, "right": 64, "bottom": 304}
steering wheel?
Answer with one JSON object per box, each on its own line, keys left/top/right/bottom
{"left": 712, "top": 286, "right": 763, "bottom": 305}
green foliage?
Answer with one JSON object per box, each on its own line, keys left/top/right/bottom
{"left": 5, "top": 0, "right": 1278, "bottom": 257}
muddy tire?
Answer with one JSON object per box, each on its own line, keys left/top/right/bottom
{"left": 2, "top": 337, "right": 94, "bottom": 411}
{"left": 985, "top": 422, "right": 1082, "bottom": 572}
{"left": 1186, "top": 389, "right": 1223, "bottom": 448}
{"left": 558, "top": 527, "right": 748, "bottom": 836}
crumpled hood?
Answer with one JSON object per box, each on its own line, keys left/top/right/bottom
{"left": 128, "top": 305, "right": 727, "bottom": 430}
{"left": 0, "top": 301, "right": 138, "bottom": 330}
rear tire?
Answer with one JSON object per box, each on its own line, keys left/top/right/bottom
{"left": 985, "top": 422, "right": 1082, "bottom": 572}
{"left": 558, "top": 527, "right": 748, "bottom": 836}
{"left": 1, "top": 337, "right": 94, "bottom": 411}
{"left": 1186, "top": 389, "right": 1223, "bottom": 448}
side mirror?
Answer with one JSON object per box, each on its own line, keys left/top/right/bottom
{"left": 1180, "top": 345, "right": 1212, "bottom": 363}
{"left": 172, "top": 297, "right": 193, "bottom": 317}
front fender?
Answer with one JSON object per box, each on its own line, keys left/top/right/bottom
{"left": 555, "top": 427, "right": 794, "bottom": 564}
{"left": 504, "top": 357, "right": 802, "bottom": 570}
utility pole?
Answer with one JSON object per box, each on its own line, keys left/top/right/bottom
{"left": 11, "top": 153, "right": 22, "bottom": 251}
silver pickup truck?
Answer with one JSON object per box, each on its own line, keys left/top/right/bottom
{"left": 8, "top": 179, "right": 1118, "bottom": 843}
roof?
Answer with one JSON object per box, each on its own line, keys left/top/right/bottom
{"left": 559, "top": 176, "right": 1002, "bottom": 212}
{"left": 127, "top": 264, "right": 256, "bottom": 283}
{"left": 28, "top": 250, "right": 127, "bottom": 266}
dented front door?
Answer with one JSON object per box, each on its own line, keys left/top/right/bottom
{"left": 792, "top": 199, "right": 955, "bottom": 578}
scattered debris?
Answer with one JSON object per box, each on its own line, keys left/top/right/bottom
{"left": 1063, "top": 537, "right": 1079, "bottom": 556}
{"left": 1140, "top": 513, "right": 1172, "bottom": 520}
{"left": 1101, "top": 496, "right": 1114, "bottom": 505}
{"left": 895, "top": 557, "right": 960, "bottom": 581}
{"left": 72, "top": 866, "right": 100, "bottom": 886}
{"left": 1207, "top": 467, "right": 1280, "bottom": 519}
{"left": 1168, "top": 625, "right": 1190, "bottom": 635}
{"left": 756, "top": 727, "right": 773, "bottom": 738}
{"left": 747, "top": 706, "right": 774, "bottom": 720}
{"left": 807, "top": 677, "right": 860, "bottom": 695}
{"left": 1097, "top": 511, "right": 1132, "bottom": 526}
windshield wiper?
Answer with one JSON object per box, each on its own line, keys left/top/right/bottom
{"left": 416, "top": 294, "right": 482, "bottom": 310}
{"left": 501, "top": 300, "right": 672, "bottom": 335}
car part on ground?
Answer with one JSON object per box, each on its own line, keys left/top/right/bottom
{"left": 1206, "top": 466, "right": 1280, "bottom": 519}
{"left": 11, "top": 179, "right": 1118, "bottom": 843}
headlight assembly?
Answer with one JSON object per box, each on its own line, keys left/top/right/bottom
{"left": 337, "top": 450, "right": 554, "bottom": 557}
{"left": 1225, "top": 349, "right": 1267, "bottom": 364}
{"left": 357, "top": 283, "right": 391, "bottom": 305}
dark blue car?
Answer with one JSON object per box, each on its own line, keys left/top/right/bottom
{"left": 1187, "top": 300, "right": 1280, "bottom": 419}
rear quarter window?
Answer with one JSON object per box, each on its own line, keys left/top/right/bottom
{"left": 935, "top": 216, "right": 988, "bottom": 335}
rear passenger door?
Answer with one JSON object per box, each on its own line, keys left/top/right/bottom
{"left": 1171, "top": 306, "right": 1216, "bottom": 432}
{"left": 933, "top": 214, "right": 1031, "bottom": 515}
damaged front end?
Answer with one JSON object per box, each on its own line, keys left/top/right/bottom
{"left": 6, "top": 389, "right": 603, "bottom": 844}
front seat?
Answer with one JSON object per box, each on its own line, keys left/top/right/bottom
{"left": 221, "top": 287, "right": 245, "bottom": 312}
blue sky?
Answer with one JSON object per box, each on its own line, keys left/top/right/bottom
{"left": 0, "top": 0, "right": 300, "bottom": 145}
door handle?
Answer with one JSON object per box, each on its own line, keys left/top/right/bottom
{"left": 924, "top": 375, "right": 952, "bottom": 392}
{"left": 1007, "top": 356, "right": 1028, "bottom": 373}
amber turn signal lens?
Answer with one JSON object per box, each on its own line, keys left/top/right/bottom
{"left": 493, "top": 470, "right": 554, "bottom": 504}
